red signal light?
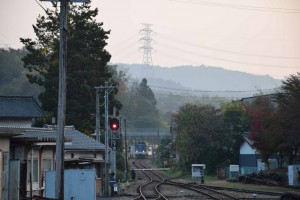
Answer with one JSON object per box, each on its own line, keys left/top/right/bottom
{"left": 110, "top": 118, "right": 119, "bottom": 131}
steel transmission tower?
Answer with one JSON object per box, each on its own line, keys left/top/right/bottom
{"left": 139, "top": 23, "right": 155, "bottom": 77}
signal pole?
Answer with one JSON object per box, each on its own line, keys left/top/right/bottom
{"left": 122, "top": 117, "right": 128, "bottom": 181}
{"left": 95, "top": 82, "right": 118, "bottom": 196}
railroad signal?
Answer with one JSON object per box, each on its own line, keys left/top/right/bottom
{"left": 110, "top": 118, "right": 119, "bottom": 131}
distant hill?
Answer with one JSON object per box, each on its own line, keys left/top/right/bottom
{"left": 117, "top": 63, "right": 282, "bottom": 98}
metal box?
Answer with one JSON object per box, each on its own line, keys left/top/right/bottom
{"left": 192, "top": 164, "right": 205, "bottom": 178}
{"left": 45, "top": 169, "right": 96, "bottom": 199}
{"left": 229, "top": 165, "right": 239, "bottom": 178}
{"left": 288, "top": 165, "right": 300, "bottom": 186}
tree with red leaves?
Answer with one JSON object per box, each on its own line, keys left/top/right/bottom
{"left": 277, "top": 73, "right": 300, "bottom": 165}
{"left": 243, "top": 95, "right": 285, "bottom": 168}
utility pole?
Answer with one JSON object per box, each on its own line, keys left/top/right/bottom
{"left": 123, "top": 117, "right": 127, "bottom": 181}
{"left": 55, "top": 0, "right": 68, "bottom": 199}
{"left": 39, "top": 0, "right": 88, "bottom": 199}
{"left": 95, "top": 82, "right": 117, "bottom": 196}
{"left": 95, "top": 88, "right": 100, "bottom": 142}
{"left": 157, "top": 130, "right": 160, "bottom": 166}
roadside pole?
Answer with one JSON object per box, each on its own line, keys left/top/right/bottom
{"left": 95, "top": 82, "right": 117, "bottom": 196}
{"left": 55, "top": 0, "right": 68, "bottom": 199}
{"left": 124, "top": 117, "right": 127, "bottom": 181}
{"left": 39, "top": 0, "right": 88, "bottom": 198}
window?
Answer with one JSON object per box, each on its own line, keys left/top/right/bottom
{"left": 27, "top": 159, "right": 38, "bottom": 182}
{"left": 43, "top": 159, "right": 52, "bottom": 173}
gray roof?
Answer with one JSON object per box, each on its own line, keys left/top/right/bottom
{"left": 64, "top": 129, "right": 105, "bottom": 150}
{"left": 0, "top": 96, "right": 45, "bottom": 118}
{"left": 12, "top": 127, "right": 105, "bottom": 151}
{"left": 242, "top": 132, "right": 255, "bottom": 149}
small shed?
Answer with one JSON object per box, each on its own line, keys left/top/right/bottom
{"left": 192, "top": 164, "right": 205, "bottom": 178}
{"left": 229, "top": 165, "right": 239, "bottom": 178}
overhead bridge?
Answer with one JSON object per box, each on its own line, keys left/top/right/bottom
{"left": 125, "top": 129, "right": 172, "bottom": 145}
{"left": 133, "top": 168, "right": 170, "bottom": 171}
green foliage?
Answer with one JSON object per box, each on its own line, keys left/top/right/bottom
{"left": 119, "top": 78, "right": 161, "bottom": 129}
{"left": 221, "top": 102, "right": 249, "bottom": 164}
{"left": 174, "top": 104, "right": 222, "bottom": 173}
{"left": 20, "top": 4, "right": 121, "bottom": 134}
{"left": 0, "top": 48, "right": 42, "bottom": 97}
{"left": 138, "top": 78, "right": 157, "bottom": 106}
{"left": 172, "top": 102, "right": 249, "bottom": 174}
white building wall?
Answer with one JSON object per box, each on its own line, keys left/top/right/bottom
{"left": 240, "top": 142, "right": 256, "bottom": 155}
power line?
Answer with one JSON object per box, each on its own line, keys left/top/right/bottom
{"left": 109, "top": 33, "right": 139, "bottom": 51}
{"left": 158, "top": 33, "right": 300, "bottom": 60}
{"left": 109, "top": 31, "right": 299, "bottom": 70}
{"left": 148, "top": 84, "right": 278, "bottom": 93}
{"left": 120, "top": 80, "right": 278, "bottom": 94}
{"left": 34, "top": 0, "right": 47, "bottom": 12}
{"left": 169, "top": 0, "right": 300, "bottom": 13}
{"left": 158, "top": 41, "right": 300, "bottom": 69}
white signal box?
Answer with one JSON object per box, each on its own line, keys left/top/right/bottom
{"left": 229, "top": 165, "right": 239, "bottom": 178}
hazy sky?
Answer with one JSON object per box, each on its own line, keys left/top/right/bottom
{"left": 1, "top": 0, "right": 300, "bottom": 79}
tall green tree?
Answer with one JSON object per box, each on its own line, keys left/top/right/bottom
{"left": 277, "top": 73, "right": 300, "bottom": 165}
{"left": 120, "top": 78, "right": 161, "bottom": 129}
{"left": 138, "top": 78, "right": 157, "bottom": 106}
{"left": 173, "top": 102, "right": 250, "bottom": 173}
{"left": 173, "top": 103, "right": 224, "bottom": 173}
{"left": 220, "top": 102, "right": 249, "bottom": 165}
{"left": 20, "top": 4, "right": 121, "bottom": 134}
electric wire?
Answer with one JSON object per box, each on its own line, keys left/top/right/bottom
{"left": 109, "top": 31, "right": 299, "bottom": 70}
{"left": 121, "top": 80, "right": 279, "bottom": 94}
{"left": 158, "top": 33, "right": 300, "bottom": 60}
{"left": 34, "top": 0, "right": 48, "bottom": 13}
{"left": 158, "top": 40, "right": 299, "bottom": 69}
{"left": 148, "top": 84, "right": 278, "bottom": 93}
{"left": 169, "top": 0, "right": 300, "bottom": 13}
{"left": 109, "top": 33, "right": 139, "bottom": 51}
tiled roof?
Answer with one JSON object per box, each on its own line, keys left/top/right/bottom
{"left": 64, "top": 129, "right": 105, "bottom": 150}
{"left": 0, "top": 96, "right": 45, "bottom": 118}
{"left": 12, "top": 127, "right": 105, "bottom": 151}
{"left": 242, "top": 132, "right": 254, "bottom": 148}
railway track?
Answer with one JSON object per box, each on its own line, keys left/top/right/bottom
{"left": 132, "top": 159, "right": 168, "bottom": 200}
{"left": 127, "top": 159, "right": 284, "bottom": 200}
{"left": 163, "top": 180, "right": 241, "bottom": 199}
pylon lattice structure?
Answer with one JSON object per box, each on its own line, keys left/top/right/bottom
{"left": 139, "top": 23, "right": 154, "bottom": 66}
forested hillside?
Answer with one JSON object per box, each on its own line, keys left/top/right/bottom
{"left": 117, "top": 63, "right": 282, "bottom": 97}
{"left": 2, "top": 48, "right": 282, "bottom": 122}
{"left": 0, "top": 48, "right": 42, "bottom": 99}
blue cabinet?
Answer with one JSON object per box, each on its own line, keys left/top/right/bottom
{"left": 45, "top": 169, "right": 96, "bottom": 200}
